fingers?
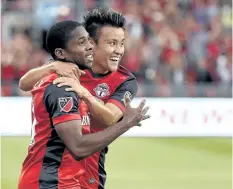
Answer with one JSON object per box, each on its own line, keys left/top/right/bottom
{"left": 68, "top": 72, "right": 80, "bottom": 82}
{"left": 141, "top": 106, "right": 150, "bottom": 116}
{"left": 53, "top": 78, "right": 71, "bottom": 88}
{"left": 137, "top": 123, "right": 142, "bottom": 127}
{"left": 57, "top": 83, "right": 68, "bottom": 87}
{"left": 124, "top": 96, "right": 131, "bottom": 107}
{"left": 72, "top": 70, "right": 80, "bottom": 79}
{"left": 73, "top": 66, "right": 85, "bottom": 79}
{"left": 135, "top": 114, "right": 150, "bottom": 127}
{"left": 76, "top": 69, "right": 86, "bottom": 77}
{"left": 137, "top": 99, "right": 146, "bottom": 111}
{"left": 53, "top": 77, "right": 68, "bottom": 85}
{"left": 140, "top": 115, "right": 151, "bottom": 121}
{"left": 65, "top": 88, "right": 74, "bottom": 92}
{"left": 57, "top": 71, "right": 70, "bottom": 77}
{"left": 53, "top": 76, "right": 78, "bottom": 85}
{"left": 80, "top": 70, "right": 86, "bottom": 75}
{"left": 53, "top": 77, "right": 64, "bottom": 85}
{"left": 57, "top": 70, "right": 79, "bottom": 80}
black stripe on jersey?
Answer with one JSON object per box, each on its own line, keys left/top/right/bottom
{"left": 98, "top": 148, "right": 107, "bottom": 189}
{"left": 39, "top": 119, "right": 65, "bottom": 189}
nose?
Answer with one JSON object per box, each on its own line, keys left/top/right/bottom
{"left": 86, "top": 40, "right": 93, "bottom": 51}
{"left": 114, "top": 44, "right": 124, "bottom": 55}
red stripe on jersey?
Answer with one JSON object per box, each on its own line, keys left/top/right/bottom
{"left": 53, "top": 114, "right": 81, "bottom": 125}
{"left": 19, "top": 73, "right": 90, "bottom": 189}
{"left": 107, "top": 99, "right": 126, "bottom": 112}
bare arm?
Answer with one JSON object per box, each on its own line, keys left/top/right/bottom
{"left": 19, "top": 61, "right": 84, "bottom": 91}
{"left": 19, "top": 64, "right": 54, "bottom": 91}
{"left": 55, "top": 111, "right": 133, "bottom": 159}
{"left": 84, "top": 77, "right": 138, "bottom": 126}
{"left": 54, "top": 77, "right": 138, "bottom": 126}
{"left": 82, "top": 95, "right": 122, "bottom": 125}
{"left": 44, "top": 84, "right": 149, "bottom": 159}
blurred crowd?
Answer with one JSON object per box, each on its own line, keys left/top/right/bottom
{"left": 1, "top": 0, "right": 232, "bottom": 97}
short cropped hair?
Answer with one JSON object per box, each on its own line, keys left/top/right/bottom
{"left": 46, "top": 20, "right": 82, "bottom": 59}
{"left": 83, "top": 7, "right": 126, "bottom": 43}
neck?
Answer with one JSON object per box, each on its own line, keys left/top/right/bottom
{"left": 91, "top": 61, "right": 108, "bottom": 74}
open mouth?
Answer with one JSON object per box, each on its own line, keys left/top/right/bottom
{"left": 85, "top": 54, "right": 93, "bottom": 61}
{"left": 109, "top": 57, "right": 120, "bottom": 62}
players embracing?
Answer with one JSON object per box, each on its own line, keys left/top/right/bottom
{"left": 18, "top": 8, "right": 150, "bottom": 189}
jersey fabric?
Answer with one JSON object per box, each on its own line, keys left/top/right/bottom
{"left": 18, "top": 73, "right": 91, "bottom": 189}
{"left": 79, "top": 65, "right": 138, "bottom": 189}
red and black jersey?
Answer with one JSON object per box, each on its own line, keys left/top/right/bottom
{"left": 18, "top": 73, "right": 91, "bottom": 189}
{"left": 79, "top": 65, "right": 138, "bottom": 189}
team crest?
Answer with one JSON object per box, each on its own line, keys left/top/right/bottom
{"left": 93, "top": 83, "right": 110, "bottom": 98}
{"left": 122, "top": 91, "right": 133, "bottom": 105}
{"left": 58, "top": 97, "right": 73, "bottom": 112}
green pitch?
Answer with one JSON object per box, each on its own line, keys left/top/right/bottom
{"left": 1, "top": 137, "right": 232, "bottom": 189}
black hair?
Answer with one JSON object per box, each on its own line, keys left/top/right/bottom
{"left": 83, "top": 7, "right": 126, "bottom": 43}
{"left": 46, "top": 20, "right": 82, "bottom": 59}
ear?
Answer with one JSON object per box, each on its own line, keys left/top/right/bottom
{"left": 54, "top": 48, "right": 66, "bottom": 59}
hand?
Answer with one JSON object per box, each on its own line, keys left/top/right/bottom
{"left": 122, "top": 97, "right": 150, "bottom": 127}
{"left": 53, "top": 77, "right": 90, "bottom": 99}
{"left": 50, "top": 61, "right": 85, "bottom": 81}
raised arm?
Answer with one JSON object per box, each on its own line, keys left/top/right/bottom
{"left": 19, "top": 61, "right": 83, "bottom": 91}
{"left": 19, "top": 64, "right": 54, "bottom": 91}
{"left": 44, "top": 84, "right": 149, "bottom": 160}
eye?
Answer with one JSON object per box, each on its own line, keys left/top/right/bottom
{"left": 121, "top": 41, "right": 124, "bottom": 46}
{"left": 109, "top": 41, "right": 116, "bottom": 46}
{"left": 88, "top": 37, "right": 93, "bottom": 44}
{"left": 79, "top": 39, "right": 85, "bottom": 45}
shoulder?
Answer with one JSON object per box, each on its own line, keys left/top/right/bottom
{"left": 42, "top": 73, "right": 58, "bottom": 84}
{"left": 117, "top": 65, "right": 136, "bottom": 79}
{"left": 32, "top": 73, "right": 58, "bottom": 90}
{"left": 114, "top": 67, "right": 138, "bottom": 92}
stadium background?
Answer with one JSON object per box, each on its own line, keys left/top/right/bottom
{"left": 1, "top": 0, "right": 232, "bottom": 188}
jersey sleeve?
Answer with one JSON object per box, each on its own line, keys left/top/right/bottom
{"left": 43, "top": 84, "right": 81, "bottom": 125}
{"left": 107, "top": 76, "right": 138, "bottom": 112}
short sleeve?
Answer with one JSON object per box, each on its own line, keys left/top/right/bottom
{"left": 107, "top": 76, "right": 138, "bottom": 112}
{"left": 43, "top": 84, "right": 81, "bottom": 125}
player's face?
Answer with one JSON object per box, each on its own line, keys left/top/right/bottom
{"left": 65, "top": 26, "right": 93, "bottom": 69}
{"left": 93, "top": 26, "right": 125, "bottom": 72}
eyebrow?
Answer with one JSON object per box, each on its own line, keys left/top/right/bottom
{"left": 106, "top": 38, "right": 125, "bottom": 42}
{"left": 76, "top": 36, "right": 86, "bottom": 41}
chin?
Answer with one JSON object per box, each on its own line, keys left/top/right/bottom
{"left": 84, "top": 61, "right": 93, "bottom": 68}
{"left": 87, "top": 62, "right": 93, "bottom": 68}
{"left": 108, "top": 63, "right": 119, "bottom": 72}
{"left": 109, "top": 65, "right": 118, "bottom": 72}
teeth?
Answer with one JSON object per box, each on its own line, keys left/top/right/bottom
{"left": 86, "top": 55, "right": 93, "bottom": 60}
{"left": 110, "top": 58, "right": 119, "bottom": 61}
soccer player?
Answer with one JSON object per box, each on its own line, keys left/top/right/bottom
{"left": 18, "top": 20, "right": 150, "bottom": 189}
{"left": 54, "top": 9, "right": 141, "bottom": 188}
